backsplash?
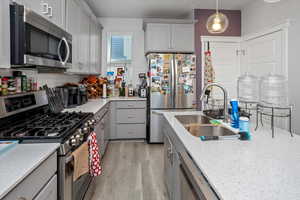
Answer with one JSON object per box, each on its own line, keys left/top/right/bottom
{"left": 0, "top": 69, "right": 82, "bottom": 88}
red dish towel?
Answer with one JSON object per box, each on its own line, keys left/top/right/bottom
{"left": 88, "top": 132, "right": 102, "bottom": 177}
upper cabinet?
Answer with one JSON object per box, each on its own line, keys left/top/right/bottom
{"left": 65, "top": 0, "right": 102, "bottom": 75}
{"left": 14, "top": 0, "right": 65, "bottom": 28}
{"left": 0, "top": 0, "right": 11, "bottom": 68}
{"left": 144, "top": 22, "right": 195, "bottom": 53}
{"left": 171, "top": 24, "right": 194, "bottom": 52}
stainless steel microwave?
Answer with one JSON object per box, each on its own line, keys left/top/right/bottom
{"left": 10, "top": 3, "right": 72, "bottom": 69}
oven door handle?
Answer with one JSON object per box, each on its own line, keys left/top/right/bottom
{"left": 58, "top": 37, "right": 70, "bottom": 66}
{"left": 65, "top": 155, "right": 74, "bottom": 164}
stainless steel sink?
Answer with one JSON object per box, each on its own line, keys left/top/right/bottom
{"left": 184, "top": 124, "right": 237, "bottom": 137}
{"left": 175, "top": 115, "right": 212, "bottom": 126}
{"left": 175, "top": 115, "right": 238, "bottom": 138}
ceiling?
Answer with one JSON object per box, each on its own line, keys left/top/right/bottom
{"left": 85, "top": 0, "right": 253, "bottom": 18}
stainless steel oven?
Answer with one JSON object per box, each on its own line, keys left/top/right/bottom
{"left": 59, "top": 153, "right": 95, "bottom": 200}
{"left": 10, "top": 3, "right": 72, "bottom": 69}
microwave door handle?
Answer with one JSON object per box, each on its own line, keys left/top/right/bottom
{"left": 57, "top": 37, "right": 70, "bottom": 66}
{"left": 57, "top": 38, "right": 63, "bottom": 64}
{"left": 62, "top": 37, "right": 70, "bottom": 66}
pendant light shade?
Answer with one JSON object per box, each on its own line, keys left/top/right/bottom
{"left": 206, "top": 0, "right": 229, "bottom": 34}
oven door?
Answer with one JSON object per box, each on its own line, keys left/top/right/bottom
{"left": 10, "top": 3, "right": 72, "bottom": 68}
{"left": 58, "top": 153, "right": 93, "bottom": 200}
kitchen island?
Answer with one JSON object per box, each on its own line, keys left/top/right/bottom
{"left": 0, "top": 143, "right": 59, "bottom": 199}
{"left": 163, "top": 111, "right": 300, "bottom": 200}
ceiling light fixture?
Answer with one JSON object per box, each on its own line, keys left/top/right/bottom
{"left": 206, "top": 0, "right": 229, "bottom": 34}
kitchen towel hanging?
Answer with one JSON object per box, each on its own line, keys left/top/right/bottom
{"left": 72, "top": 142, "right": 89, "bottom": 181}
{"left": 88, "top": 132, "right": 102, "bottom": 177}
{"left": 204, "top": 42, "right": 215, "bottom": 92}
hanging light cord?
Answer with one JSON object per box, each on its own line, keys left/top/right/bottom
{"left": 216, "top": 0, "right": 219, "bottom": 14}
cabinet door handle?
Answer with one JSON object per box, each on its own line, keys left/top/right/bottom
{"left": 18, "top": 197, "right": 27, "bottom": 200}
{"left": 47, "top": 6, "right": 53, "bottom": 18}
{"left": 41, "top": 2, "right": 49, "bottom": 14}
{"left": 128, "top": 115, "right": 135, "bottom": 119}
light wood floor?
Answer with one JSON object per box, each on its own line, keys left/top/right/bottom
{"left": 91, "top": 141, "right": 169, "bottom": 200}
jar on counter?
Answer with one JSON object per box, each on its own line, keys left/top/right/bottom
{"left": 21, "top": 75, "right": 27, "bottom": 92}
{"left": 8, "top": 77, "right": 16, "bottom": 95}
{"left": 2, "top": 77, "right": 8, "bottom": 96}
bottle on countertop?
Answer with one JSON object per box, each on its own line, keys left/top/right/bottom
{"left": 21, "top": 74, "right": 27, "bottom": 92}
{"left": 230, "top": 99, "right": 240, "bottom": 129}
{"left": 2, "top": 77, "right": 8, "bottom": 96}
{"left": 7, "top": 77, "right": 16, "bottom": 95}
{"left": 13, "top": 71, "right": 22, "bottom": 93}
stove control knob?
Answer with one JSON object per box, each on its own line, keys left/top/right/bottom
{"left": 76, "top": 134, "right": 84, "bottom": 142}
{"left": 70, "top": 138, "right": 77, "bottom": 147}
{"left": 83, "top": 127, "right": 89, "bottom": 134}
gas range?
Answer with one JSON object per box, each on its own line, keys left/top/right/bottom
{"left": 0, "top": 91, "right": 95, "bottom": 155}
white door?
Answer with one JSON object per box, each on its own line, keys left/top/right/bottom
{"left": 171, "top": 24, "right": 194, "bottom": 52}
{"left": 208, "top": 42, "right": 241, "bottom": 100}
{"left": 145, "top": 23, "right": 171, "bottom": 52}
{"left": 241, "top": 31, "right": 285, "bottom": 77}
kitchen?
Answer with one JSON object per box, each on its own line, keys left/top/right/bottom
{"left": 0, "top": 0, "right": 300, "bottom": 200}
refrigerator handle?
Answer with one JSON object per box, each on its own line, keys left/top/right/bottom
{"left": 172, "top": 55, "right": 177, "bottom": 108}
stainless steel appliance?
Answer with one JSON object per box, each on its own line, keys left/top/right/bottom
{"left": 0, "top": 91, "right": 96, "bottom": 200}
{"left": 10, "top": 3, "right": 72, "bottom": 69}
{"left": 179, "top": 151, "right": 219, "bottom": 200}
{"left": 147, "top": 53, "right": 196, "bottom": 143}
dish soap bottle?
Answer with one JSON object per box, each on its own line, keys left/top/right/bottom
{"left": 230, "top": 99, "right": 239, "bottom": 129}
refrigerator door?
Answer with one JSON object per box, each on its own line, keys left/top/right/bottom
{"left": 174, "top": 54, "right": 197, "bottom": 109}
{"left": 149, "top": 54, "right": 174, "bottom": 109}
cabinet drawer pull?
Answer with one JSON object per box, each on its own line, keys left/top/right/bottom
{"left": 47, "top": 6, "right": 53, "bottom": 18}
{"left": 18, "top": 197, "right": 27, "bottom": 200}
{"left": 128, "top": 115, "right": 135, "bottom": 119}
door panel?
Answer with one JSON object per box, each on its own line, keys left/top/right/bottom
{"left": 149, "top": 54, "right": 174, "bottom": 109}
{"left": 241, "top": 31, "right": 284, "bottom": 76}
{"left": 209, "top": 42, "right": 240, "bottom": 100}
{"left": 174, "top": 54, "right": 197, "bottom": 109}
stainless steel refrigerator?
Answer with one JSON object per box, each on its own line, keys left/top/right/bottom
{"left": 147, "top": 53, "right": 197, "bottom": 143}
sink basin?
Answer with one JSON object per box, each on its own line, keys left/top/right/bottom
{"left": 184, "top": 124, "right": 238, "bottom": 137}
{"left": 175, "top": 115, "right": 212, "bottom": 126}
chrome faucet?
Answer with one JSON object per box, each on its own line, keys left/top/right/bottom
{"left": 200, "top": 83, "right": 229, "bottom": 123}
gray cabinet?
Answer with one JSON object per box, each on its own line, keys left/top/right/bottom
{"left": 94, "top": 103, "right": 110, "bottom": 156}
{"left": 0, "top": 0, "right": 10, "bottom": 68}
{"left": 34, "top": 174, "right": 57, "bottom": 200}
{"left": 66, "top": 0, "right": 102, "bottom": 74}
{"left": 3, "top": 152, "right": 57, "bottom": 200}
{"left": 110, "top": 101, "right": 146, "bottom": 140}
{"left": 144, "top": 22, "right": 195, "bottom": 53}
{"left": 15, "top": 0, "right": 65, "bottom": 28}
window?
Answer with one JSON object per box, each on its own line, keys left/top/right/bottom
{"left": 107, "top": 33, "right": 132, "bottom": 64}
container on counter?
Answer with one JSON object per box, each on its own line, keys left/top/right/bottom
{"left": 2, "top": 77, "right": 8, "bottom": 96}
{"left": 27, "top": 77, "right": 33, "bottom": 92}
{"left": 239, "top": 117, "right": 251, "bottom": 140}
{"left": 21, "top": 74, "right": 27, "bottom": 92}
{"left": 7, "top": 77, "right": 16, "bottom": 95}
{"left": 260, "top": 74, "right": 288, "bottom": 107}
{"left": 237, "top": 73, "right": 260, "bottom": 103}
{"left": 0, "top": 76, "right": 2, "bottom": 94}
{"left": 230, "top": 99, "right": 240, "bottom": 129}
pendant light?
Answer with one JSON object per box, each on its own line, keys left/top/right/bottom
{"left": 206, "top": 0, "right": 229, "bottom": 34}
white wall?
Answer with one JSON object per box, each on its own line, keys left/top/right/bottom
{"left": 98, "top": 17, "right": 147, "bottom": 86}
{"left": 242, "top": 0, "right": 300, "bottom": 134}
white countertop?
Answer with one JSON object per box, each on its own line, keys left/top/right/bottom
{"left": 163, "top": 111, "right": 300, "bottom": 200}
{"left": 63, "top": 97, "right": 146, "bottom": 114}
{"left": 0, "top": 143, "right": 60, "bottom": 199}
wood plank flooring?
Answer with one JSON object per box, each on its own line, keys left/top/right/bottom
{"left": 91, "top": 141, "right": 169, "bottom": 200}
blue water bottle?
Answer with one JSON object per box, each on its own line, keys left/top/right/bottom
{"left": 230, "top": 99, "right": 239, "bottom": 129}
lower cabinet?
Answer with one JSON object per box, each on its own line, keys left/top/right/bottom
{"left": 163, "top": 133, "right": 181, "bottom": 200}
{"left": 3, "top": 152, "right": 57, "bottom": 200}
{"left": 110, "top": 101, "right": 146, "bottom": 140}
